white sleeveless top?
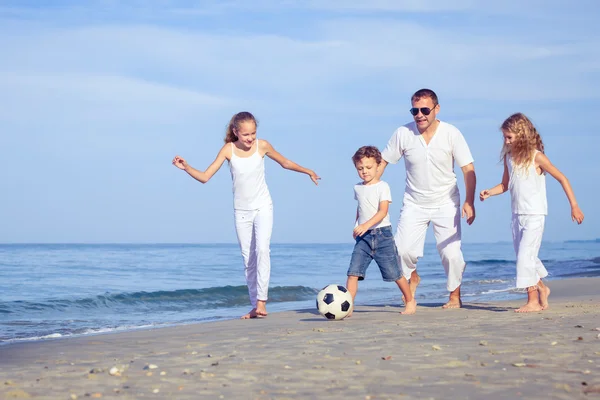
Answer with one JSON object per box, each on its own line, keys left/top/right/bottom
{"left": 229, "top": 140, "right": 272, "bottom": 210}
{"left": 507, "top": 150, "right": 547, "bottom": 215}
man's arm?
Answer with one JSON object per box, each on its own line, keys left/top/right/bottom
{"left": 461, "top": 162, "right": 476, "bottom": 225}
{"left": 375, "top": 160, "right": 388, "bottom": 180}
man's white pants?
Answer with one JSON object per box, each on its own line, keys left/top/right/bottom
{"left": 234, "top": 204, "right": 273, "bottom": 308}
{"left": 394, "top": 202, "right": 466, "bottom": 292}
{"left": 512, "top": 214, "right": 548, "bottom": 288}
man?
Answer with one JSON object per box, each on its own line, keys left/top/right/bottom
{"left": 379, "top": 88, "right": 476, "bottom": 308}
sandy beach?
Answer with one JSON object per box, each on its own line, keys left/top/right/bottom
{"left": 1, "top": 277, "right": 599, "bottom": 400}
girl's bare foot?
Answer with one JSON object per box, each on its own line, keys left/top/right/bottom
{"left": 539, "top": 285, "right": 550, "bottom": 310}
{"left": 256, "top": 300, "right": 268, "bottom": 317}
{"left": 241, "top": 308, "right": 259, "bottom": 319}
{"left": 401, "top": 298, "right": 417, "bottom": 315}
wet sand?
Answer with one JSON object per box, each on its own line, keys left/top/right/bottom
{"left": 1, "top": 277, "right": 599, "bottom": 399}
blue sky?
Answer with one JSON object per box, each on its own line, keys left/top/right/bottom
{"left": 1, "top": 0, "right": 598, "bottom": 244}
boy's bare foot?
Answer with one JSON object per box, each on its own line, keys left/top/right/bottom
{"left": 442, "top": 286, "right": 462, "bottom": 309}
{"left": 241, "top": 308, "right": 259, "bottom": 319}
{"left": 401, "top": 298, "right": 417, "bottom": 315}
{"left": 402, "top": 271, "right": 420, "bottom": 303}
{"left": 256, "top": 300, "right": 268, "bottom": 317}
{"left": 538, "top": 284, "right": 551, "bottom": 310}
{"left": 515, "top": 302, "right": 543, "bottom": 313}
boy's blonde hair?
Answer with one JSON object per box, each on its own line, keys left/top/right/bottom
{"left": 501, "top": 113, "right": 545, "bottom": 169}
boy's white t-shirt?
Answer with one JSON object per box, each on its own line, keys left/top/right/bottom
{"left": 354, "top": 180, "right": 392, "bottom": 229}
{"left": 381, "top": 120, "right": 474, "bottom": 208}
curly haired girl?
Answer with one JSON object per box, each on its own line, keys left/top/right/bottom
{"left": 479, "top": 113, "right": 584, "bottom": 312}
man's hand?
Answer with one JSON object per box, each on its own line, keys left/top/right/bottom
{"left": 462, "top": 201, "right": 475, "bottom": 225}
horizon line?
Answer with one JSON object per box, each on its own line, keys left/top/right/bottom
{"left": 0, "top": 240, "right": 597, "bottom": 246}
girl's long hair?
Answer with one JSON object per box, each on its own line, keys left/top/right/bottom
{"left": 500, "top": 113, "right": 544, "bottom": 170}
{"left": 224, "top": 112, "right": 257, "bottom": 143}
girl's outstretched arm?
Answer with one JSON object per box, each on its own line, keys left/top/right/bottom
{"left": 261, "top": 140, "right": 320, "bottom": 185}
{"left": 480, "top": 157, "right": 509, "bottom": 201}
{"left": 535, "top": 152, "right": 584, "bottom": 224}
{"left": 172, "top": 144, "right": 229, "bottom": 184}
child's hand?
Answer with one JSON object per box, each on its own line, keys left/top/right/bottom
{"left": 353, "top": 224, "right": 368, "bottom": 238}
{"left": 571, "top": 205, "right": 584, "bottom": 224}
{"left": 309, "top": 171, "right": 321, "bottom": 185}
{"left": 479, "top": 189, "right": 491, "bottom": 201}
{"left": 172, "top": 155, "right": 188, "bottom": 170}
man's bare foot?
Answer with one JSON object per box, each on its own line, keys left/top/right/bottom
{"left": 442, "top": 287, "right": 462, "bottom": 309}
{"left": 538, "top": 284, "right": 551, "bottom": 310}
{"left": 241, "top": 308, "right": 259, "bottom": 319}
{"left": 515, "top": 302, "right": 543, "bottom": 313}
{"left": 401, "top": 298, "right": 417, "bottom": 315}
{"left": 256, "top": 300, "right": 268, "bottom": 317}
{"left": 402, "top": 271, "right": 420, "bottom": 303}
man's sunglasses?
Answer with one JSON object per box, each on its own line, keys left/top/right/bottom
{"left": 409, "top": 106, "right": 437, "bottom": 116}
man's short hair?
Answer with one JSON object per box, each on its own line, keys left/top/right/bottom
{"left": 411, "top": 88, "right": 438, "bottom": 105}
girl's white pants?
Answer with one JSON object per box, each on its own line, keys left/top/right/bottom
{"left": 234, "top": 204, "right": 273, "bottom": 308}
{"left": 512, "top": 214, "right": 548, "bottom": 288}
{"left": 394, "top": 202, "right": 466, "bottom": 291}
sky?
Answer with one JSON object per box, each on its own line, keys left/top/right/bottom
{"left": 1, "top": 0, "right": 599, "bottom": 244}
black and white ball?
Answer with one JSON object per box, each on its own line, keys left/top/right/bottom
{"left": 316, "top": 284, "right": 353, "bottom": 320}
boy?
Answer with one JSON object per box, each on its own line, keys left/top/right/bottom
{"left": 347, "top": 146, "right": 416, "bottom": 316}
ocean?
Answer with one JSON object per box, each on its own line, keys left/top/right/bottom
{"left": 1, "top": 241, "right": 598, "bottom": 344}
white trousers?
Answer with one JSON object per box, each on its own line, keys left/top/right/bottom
{"left": 394, "top": 202, "right": 466, "bottom": 291}
{"left": 234, "top": 204, "right": 273, "bottom": 308}
{"left": 512, "top": 214, "right": 548, "bottom": 288}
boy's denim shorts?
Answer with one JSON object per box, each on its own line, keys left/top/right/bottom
{"left": 347, "top": 225, "right": 402, "bottom": 282}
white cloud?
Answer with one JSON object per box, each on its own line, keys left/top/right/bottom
{"left": 3, "top": 18, "right": 597, "bottom": 109}
{"left": 0, "top": 73, "right": 230, "bottom": 124}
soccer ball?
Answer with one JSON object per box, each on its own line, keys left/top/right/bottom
{"left": 316, "top": 284, "right": 353, "bottom": 320}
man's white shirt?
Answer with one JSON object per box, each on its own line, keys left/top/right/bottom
{"left": 381, "top": 121, "right": 474, "bottom": 208}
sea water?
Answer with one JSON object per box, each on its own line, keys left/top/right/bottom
{"left": 1, "top": 241, "right": 598, "bottom": 343}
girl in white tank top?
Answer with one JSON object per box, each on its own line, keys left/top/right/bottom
{"left": 172, "top": 112, "right": 320, "bottom": 319}
{"left": 229, "top": 140, "right": 271, "bottom": 211}
{"left": 479, "top": 113, "right": 584, "bottom": 313}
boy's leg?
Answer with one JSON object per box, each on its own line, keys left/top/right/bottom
{"left": 394, "top": 204, "right": 430, "bottom": 300}
{"left": 253, "top": 204, "right": 274, "bottom": 317}
{"left": 394, "top": 276, "right": 416, "bottom": 314}
{"left": 431, "top": 203, "right": 465, "bottom": 309}
{"left": 346, "top": 234, "right": 373, "bottom": 317}
{"left": 373, "top": 227, "right": 416, "bottom": 314}
{"left": 345, "top": 276, "right": 360, "bottom": 317}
